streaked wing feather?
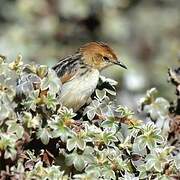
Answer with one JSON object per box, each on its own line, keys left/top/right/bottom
{"left": 52, "top": 53, "right": 81, "bottom": 84}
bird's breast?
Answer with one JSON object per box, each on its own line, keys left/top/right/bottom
{"left": 60, "top": 69, "right": 99, "bottom": 111}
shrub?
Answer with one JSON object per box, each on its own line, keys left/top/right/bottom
{"left": 0, "top": 54, "right": 179, "bottom": 179}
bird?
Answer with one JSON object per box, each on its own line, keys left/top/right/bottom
{"left": 52, "top": 42, "right": 127, "bottom": 112}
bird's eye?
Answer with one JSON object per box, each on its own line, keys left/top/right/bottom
{"left": 103, "top": 56, "right": 109, "bottom": 61}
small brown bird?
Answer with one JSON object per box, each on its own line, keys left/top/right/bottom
{"left": 53, "top": 42, "right": 127, "bottom": 112}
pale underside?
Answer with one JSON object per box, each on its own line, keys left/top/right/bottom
{"left": 60, "top": 68, "right": 99, "bottom": 112}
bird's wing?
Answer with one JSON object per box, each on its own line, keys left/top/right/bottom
{"left": 52, "top": 53, "right": 82, "bottom": 84}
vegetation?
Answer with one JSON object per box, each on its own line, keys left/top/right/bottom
{"left": 0, "top": 55, "right": 179, "bottom": 179}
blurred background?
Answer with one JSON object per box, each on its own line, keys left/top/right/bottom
{"left": 0, "top": 0, "right": 180, "bottom": 109}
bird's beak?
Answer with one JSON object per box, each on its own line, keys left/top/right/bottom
{"left": 113, "top": 60, "right": 127, "bottom": 69}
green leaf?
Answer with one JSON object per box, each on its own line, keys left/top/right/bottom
{"left": 95, "top": 89, "right": 106, "bottom": 100}
{"left": 0, "top": 102, "right": 11, "bottom": 121}
{"left": 67, "top": 138, "right": 76, "bottom": 151}
{"left": 36, "top": 65, "right": 48, "bottom": 78}
{"left": 66, "top": 153, "right": 75, "bottom": 166}
{"left": 102, "top": 168, "right": 116, "bottom": 179}
{"left": 74, "top": 156, "right": 85, "bottom": 171}
{"left": 41, "top": 69, "right": 61, "bottom": 94}
{"left": 4, "top": 148, "right": 17, "bottom": 160}
{"left": 116, "top": 105, "right": 134, "bottom": 118}
{"left": 104, "top": 88, "right": 116, "bottom": 96}
{"left": 6, "top": 121, "right": 24, "bottom": 139}
{"left": 37, "top": 128, "right": 51, "bottom": 145}
{"left": 76, "top": 138, "right": 86, "bottom": 150}
{"left": 87, "top": 109, "right": 96, "bottom": 120}
{"left": 44, "top": 93, "right": 57, "bottom": 111}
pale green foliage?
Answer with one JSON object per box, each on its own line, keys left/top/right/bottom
{"left": 0, "top": 133, "right": 17, "bottom": 160}
{"left": 116, "top": 105, "right": 134, "bottom": 118}
{"left": 0, "top": 56, "right": 179, "bottom": 179}
{"left": 140, "top": 88, "right": 170, "bottom": 120}
{"left": 135, "top": 122, "right": 164, "bottom": 150}
{"left": 25, "top": 162, "right": 68, "bottom": 180}
{"left": 145, "top": 147, "right": 174, "bottom": 172}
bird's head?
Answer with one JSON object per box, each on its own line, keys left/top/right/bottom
{"left": 80, "top": 42, "right": 127, "bottom": 70}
